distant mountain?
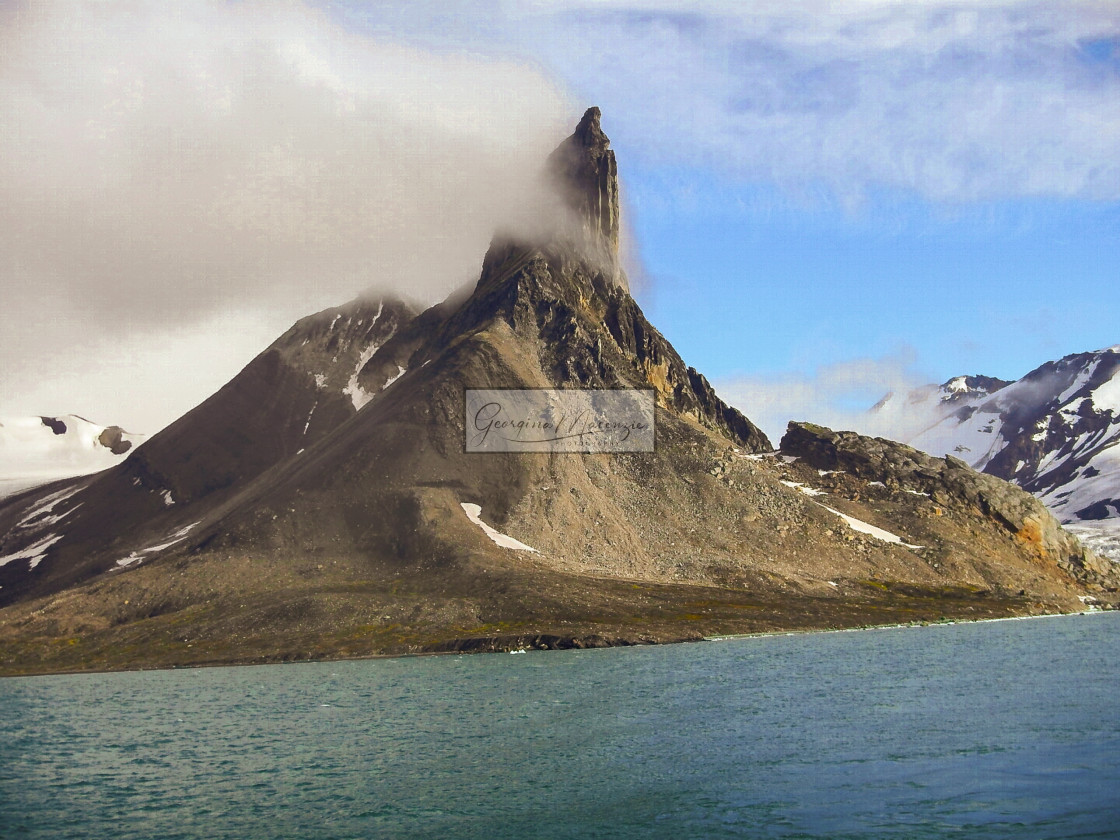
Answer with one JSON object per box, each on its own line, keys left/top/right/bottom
{"left": 0, "top": 415, "right": 142, "bottom": 498}
{"left": 872, "top": 347, "right": 1120, "bottom": 557}
{"left": 0, "top": 110, "right": 1112, "bottom": 675}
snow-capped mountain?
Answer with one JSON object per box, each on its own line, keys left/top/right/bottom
{"left": 0, "top": 415, "right": 143, "bottom": 498}
{"left": 873, "top": 347, "right": 1120, "bottom": 555}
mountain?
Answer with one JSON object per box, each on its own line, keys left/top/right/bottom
{"left": 0, "top": 109, "right": 1113, "bottom": 675}
{"left": 0, "top": 415, "right": 142, "bottom": 499}
{"left": 872, "top": 347, "right": 1120, "bottom": 558}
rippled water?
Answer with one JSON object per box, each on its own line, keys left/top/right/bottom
{"left": 2, "top": 613, "right": 1118, "bottom": 839}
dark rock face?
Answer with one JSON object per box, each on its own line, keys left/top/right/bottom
{"left": 0, "top": 295, "right": 420, "bottom": 605}
{"left": 547, "top": 106, "right": 621, "bottom": 273}
{"left": 449, "top": 237, "right": 771, "bottom": 451}
{"left": 780, "top": 422, "right": 934, "bottom": 481}
{"left": 39, "top": 417, "right": 66, "bottom": 435}
{"left": 125, "top": 296, "right": 419, "bottom": 507}
{"left": 962, "top": 375, "right": 1013, "bottom": 394}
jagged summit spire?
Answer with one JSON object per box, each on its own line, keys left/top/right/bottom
{"left": 548, "top": 106, "right": 621, "bottom": 270}
{"left": 573, "top": 106, "right": 607, "bottom": 149}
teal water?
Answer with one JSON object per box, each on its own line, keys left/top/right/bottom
{"left": 2, "top": 613, "right": 1118, "bottom": 839}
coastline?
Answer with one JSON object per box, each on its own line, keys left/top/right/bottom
{"left": 703, "top": 606, "right": 1113, "bottom": 643}
{"left": 2, "top": 602, "right": 1112, "bottom": 680}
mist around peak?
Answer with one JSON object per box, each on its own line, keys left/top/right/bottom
{"left": 0, "top": 0, "right": 578, "bottom": 433}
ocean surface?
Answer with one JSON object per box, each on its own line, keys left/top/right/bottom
{"left": 2, "top": 613, "right": 1118, "bottom": 839}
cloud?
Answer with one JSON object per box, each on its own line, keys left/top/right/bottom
{"left": 4, "top": 1, "right": 1116, "bottom": 434}
{"left": 0, "top": 2, "right": 572, "bottom": 373}
{"left": 716, "top": 351, "right": 938, "bottom": 445}
{"left": 0, "top": 0, "right": 577, "bottom": 431}
{"left": 358, "top": 0, "right": 1120, "bottom": 204}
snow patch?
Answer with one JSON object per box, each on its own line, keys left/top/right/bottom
{"left": 115, "top": 522, "right": 200, "bottom": 569}
{"left": 1058, "top": 360, "right": 1099, "bottom": 403}
{"left": 161, "top": 489, "right": 175, "bottom": 507}
{"left": 1059, "top": 398, "right": 1086, "bottom": 421}
{"left": 343, "top": 353, "right": 380, "bottom": 410}
{"left": 815, "top": 503, "right": 924, "bottom": 549}
{"left": 1066, "top": 520, "right": 1120, "bottom": 562}
{"left": 780, "top": 482, "right": 923, "bottom": 548}
{"left": 382, "top": 365, "right": 406, "bottom": 391}
{"left": 342, "top": 302, "right": 390, "bottom": 411}
{"left": 1090, "top": 369, "right": 1120, "bottom": 412}
{"left": 781, "top": 481, "right": 925, "bottom": 547}
{"left": 909, "top": 408, "right": 1008, "bottom": 471}
{"left": 18, "top": 485, "right": 82, "bottom": 528}
{"left": 29, "top": 502, "right": 82, "bottom": 529}
{"left": 460, "top": 503, "right": 537, "bottom": 552}
{"left": 0, "top": 533, "right": 63, "bottom": 570}
{"left": 781, "top": 480, "right": 825, "bottom": 497}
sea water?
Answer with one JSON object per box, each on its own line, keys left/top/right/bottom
{"left": 1, "top": 613, "right": 1118, "bottom": 839}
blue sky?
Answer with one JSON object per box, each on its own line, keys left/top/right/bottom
{"left": 636, "top": 183, "right": 1119, "bottom": 406}
{"left": 2, "top": 1, "right": 1118, "bottom": 440}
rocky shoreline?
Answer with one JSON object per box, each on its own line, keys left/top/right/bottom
{"left": 3, "top": 585, "right": 1106, "bottom": 678}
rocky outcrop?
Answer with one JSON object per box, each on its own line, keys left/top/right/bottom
{"left": 96, "top": 426, "right": 133, "bottom": 455}
{"left": 39, "top": 417, "right": 66, "bottom": 435}
{"left": 780, "top": 421, "right": 1118, "bottom": 588}
{"left": 423, "top": 633, "right": 673, "bottom": 654}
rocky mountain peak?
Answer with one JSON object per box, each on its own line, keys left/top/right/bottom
{"left": 573, "top": 106, "right": 608, "bottom": 148}
{"left": 941, "top": 374, "right": 1011, "bottom": 402}
{"left": 548, "top": 106, "right": 620, "bottom": 268}
{"left": 446, "top": 109, "right": 768, "bottom": 451}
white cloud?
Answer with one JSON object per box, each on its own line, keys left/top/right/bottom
{"left": 589, "top": 2, "right": 1118, "bottom": 201}
{"left": 0, "top": 0, "right": 573, "bottom": 432}
{"left": 716, "top": 351, "right": 937, "bottom": 445}
{"left": 357, "top": 0, "right": 1120, "bottom": 204}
